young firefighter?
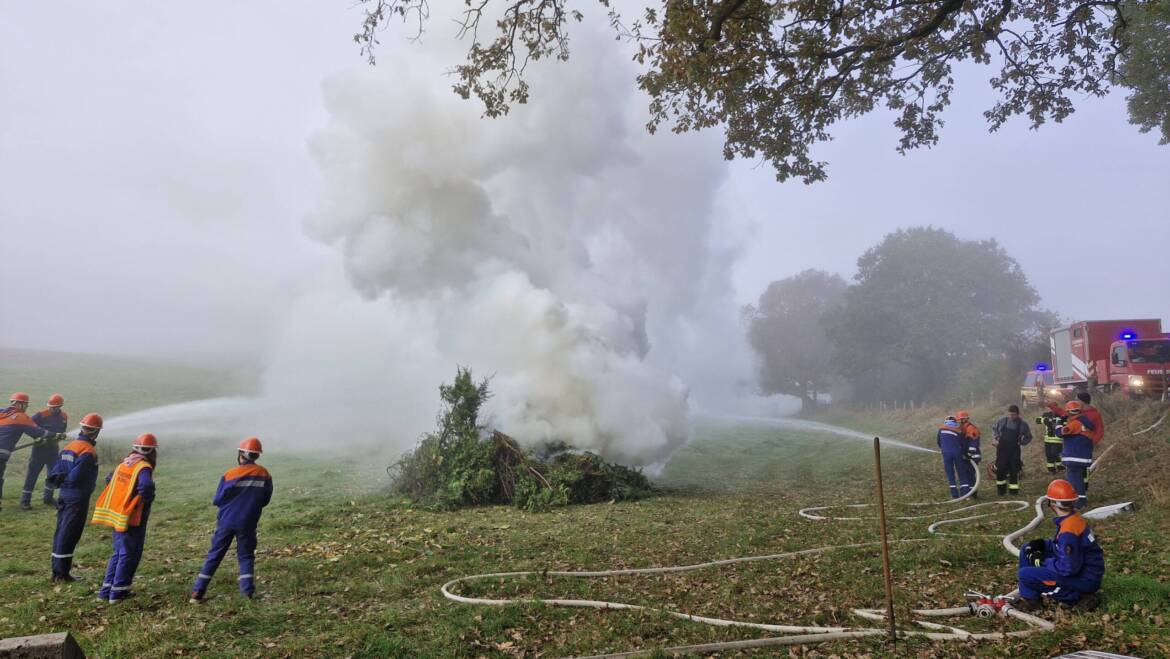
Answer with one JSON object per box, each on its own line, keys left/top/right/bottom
{"left": 991, "top": 404, "right": 1032, "bottom": 496}
{"left": 1074, "top": 392, "right": 1104, "bottom": 493}
{"left": 1014, "top": 479, "right": 1104, "bottom": 611}
{"left": 956, "top": 410, "right": 981, "bottom": 498}
{"left": 190, "top": 437, "right": 273, "bottom": 602}
{"left": 46, "top": 413, "right": 103, "bottom": 582}
{"left": 1035, "top": 408, "right": 1065, "bottom": 472}
{"left": 1, "top": 392, "right": 64, "bottom": 511}
{"left": 937, "top": 418, "right": 969, "bottom": 498}
{"left": 1059, "top": 401, "right": 1096, "bottom": 509}
{"left": 92, "top": 434, "right": 158, "bottom": 603}
{"left": 22, "top": 393, "right": 68, "bottom": 510}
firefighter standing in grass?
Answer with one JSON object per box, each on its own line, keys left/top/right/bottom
{"left": 937, "top": 418, "right": 970, "bottom": 498}
{"left": 47, "top": 413, "right": 103, "bottom": 582}
{"left": 956, "top": 410, "right": 981, "bottom": 498}
{"left": 92, "top": 434, "right": 158, "bottom": 603}
{"left": 1014, "top": 479, "right": 1104, "bottom": 612}
{"left": 190, "top": 437, "right": 273, "bottom": 602}
{"left": 1058, "top": 401, "right": 1096, "bottom": 509}
{"left": 991, "top": 404, "right": 1032, "bottom": 496}
{"left": 1, "top": 392, "right": 64, "bottom": 511}
{"left": 1036, "top": 409, "right": 1065, "bottom": 472}
{"left": 22, "top": 394, "right": 68, "bottom": 510}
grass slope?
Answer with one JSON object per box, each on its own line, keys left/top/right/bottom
{"left": 2, "top": 350, "right": 1168, "bottom": 657}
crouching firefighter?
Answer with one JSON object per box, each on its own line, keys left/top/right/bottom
{"left": 992, "top": 405, "right": 1032, "bottom": 496}
{"left": 46, "top": 413, "right": 103, "bottom": 582}
{"left": 22, "top": 393, "right": 68, "bottom": 510}
{"left": 1014, "top": 479, "right": 1104, "bottom": 612}
{"left": 92, "top": 434, "right": 158, "bottom": 603}
{"left": 1036, "top": 409, "right": 1065, "bottom": 472}
{"left": 937, "top": 418, "right": 971, "bottom": 498}
{"left": 190, "top": 437, "right": 273, "bottom": 602}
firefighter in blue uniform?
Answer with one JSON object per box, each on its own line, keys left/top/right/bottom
{"left": 1, "top": 392, "right": 62, "bottom": 511}
{"left": 937, "top": 418, "right": 970, "bottom": 498}
{"left": 94, "top": 434, "right": 158, "bottom": 603}
{"left": 46, "top": 412, "right": 103, "bottom": 582}
{"left": 1059, "top": 400, "right": 1095, "bottom": 509}
{"left": 956, "top": 410, "right": 981, "bottom": 498}
{"left": 1015, "top": 479, "right": 1104, "bottom": 611}
{"left": 190, "top": 437, "right": 273, "bottom": 602}
{"left": 22, "top": 393, "right": 69, "bottom": 510}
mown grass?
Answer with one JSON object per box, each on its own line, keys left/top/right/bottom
{"left": 2, "top": 350, "right": 1168, "bottom": 657}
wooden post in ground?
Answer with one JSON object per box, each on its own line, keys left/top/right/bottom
{"left": 873, "top": 437, "right": 897, "bottom": 645}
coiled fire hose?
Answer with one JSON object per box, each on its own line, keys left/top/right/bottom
{"left": 442, "top": 448, "right": 1123, "bottom": 657}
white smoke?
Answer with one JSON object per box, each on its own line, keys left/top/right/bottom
{"left": 295, "top": 19, "right": 746, "bottom": 465}
{"left": 97, "top": 12, "right": 758, "bottom": 466}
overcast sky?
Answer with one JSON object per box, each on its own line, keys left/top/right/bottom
{"left": 2, "top": 1, "right": 1168, "bottom": 366}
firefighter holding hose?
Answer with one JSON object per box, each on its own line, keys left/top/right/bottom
{"left": 937, "top": 418, "right": 970, "bottom": 498}
{"left": 1014, "top": 479, "right": 1104, "bottom": 612}
{"left": 956, "top": 410, "right": 981, "bottom": 498}
{"left": 1058, "top": 401, "right": 1096, "bottom": 509}
{"left": 21, "top": 393, "right": 68, "bottom": 510}
{"left": 189, "top": 437, "right": 273, "bottom": 602}
{"left": 46, "top": 412, "right": 103, "bottom": 582}
{"left": 1, "top": 392, "right": 65, "bottom": 511}
{"left": 93, "top": 433, "right": 158, "bottom": 603}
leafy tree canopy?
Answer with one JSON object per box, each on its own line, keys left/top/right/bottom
{"left": 745, "top": 269, "right": 846, "bottom": 409}
{"left": 355, "top": 0, "right": 1166, "bottom": 182}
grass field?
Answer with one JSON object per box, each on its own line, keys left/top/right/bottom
{"left": 1, "top": 349, "right": 1168, "bottom": 657}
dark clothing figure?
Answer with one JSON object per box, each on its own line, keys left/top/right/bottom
{"left": 23, "top": 407, "right": 68, "bottom": 507}
{"left": 1037, "top": 411, "right": 1065, "bottom": 472}
{"left": 993, "top": 415, "right": 1032, "bottom": 495}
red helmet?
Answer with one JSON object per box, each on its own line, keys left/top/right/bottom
{"left": 1046, "top": 479, "right": 1078, "bottom": 503}
{"left": 133, "top": 433, "right": 158, "bottom": 451}
{"left": 238, "top": 437, "right": 263, "bottom": 454}
{"left": 1065, "top": 400, "right": 1083, "bottom": 415}
{"left": 80, "top": 413, "right": 104, "bottom": 429}
{"left": 955, "top": 410, "right": 971, "bottom": 421}
{"left": 9, "top": 392, "right": 30, "bottom": 404}
{"left": 47, "top": 393, "right": 65, "bottom": 407}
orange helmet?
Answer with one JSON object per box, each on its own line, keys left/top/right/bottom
{"left": 47, "top": 393, "right": 65, "bottom": 407}
{"left": 238, "top": 437, "right": 263, "bottom": 454}
{"left": 1065, "top": 400, "right": 1083, "bottom": 415}
{"left": 80, "top": 413, "right": 104, "bottom": 429}
{"left": 955, "top": 410, "right": 971, "bottom": 421}
{"left": 9, "top": 392, "right": 30, "bottom": 404}
{"left": 133, "top": 433, "right": 158, "bottom": 451}
{"left": 1046, "top": 479, "right": 1079, "bottom": 504}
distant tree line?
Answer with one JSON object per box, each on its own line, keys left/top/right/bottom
{"left": 744, "top": 227, "right": 1056, "bottom": 411}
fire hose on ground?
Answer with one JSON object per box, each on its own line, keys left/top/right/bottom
{"left": 440, "top": 444, "right": 1131, "bottom": 658}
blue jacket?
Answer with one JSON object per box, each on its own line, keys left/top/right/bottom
{"left": 49, "top": 438, "right": 100, "bottom": 500}
{"left": 1043, "top": 512, "right": 1105, "bottom": 584}
{"left": 0, "top": 406, "right": 50, "bottom": 452}
{"left": 1061, "top": 417, "right": 1095, "bottom": 465}
{"left": 32, "top": 408, "right": 69, "bottom": 434}
{"left": 212, "top": 460, "right": 273, "bottom": 530}
{"left": 937, "top": 425, "right": 964, "bottom": 456}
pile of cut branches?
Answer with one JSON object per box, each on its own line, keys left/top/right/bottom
{"left": 389, "top": 368, "right": 652, "bottom": 511}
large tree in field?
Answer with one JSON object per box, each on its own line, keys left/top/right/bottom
{"left": 823, "top": 227, "right": 1045, "bottom": 402}
{"left": 354, "top": 1, "right": 1167, "bottom": 182}
{"left": 745, "top": 270, "right": 847, "bottom": 411}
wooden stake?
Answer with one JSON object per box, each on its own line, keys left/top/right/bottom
{"left": 873, "top": 436, "right": 897, "bottom": 644}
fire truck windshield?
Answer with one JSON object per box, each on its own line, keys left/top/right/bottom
{"left": 1128, "top": 340, "right": 1170, "bottom": 364}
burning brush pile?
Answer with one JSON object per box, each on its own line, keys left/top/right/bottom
{"left": 389, "top": 368, "right": 652, "bottom": 511}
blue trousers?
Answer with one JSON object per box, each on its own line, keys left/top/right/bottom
{"left": 99, "top": 525, "right": 148, "bottom": 601}
{"left": 52, "top": 496, "right": 90, "bottom": 577}
{"left": 21, "top": 446, "right": 57, "bottom": 505}
{"left": 1063, "top": 462, "right": 1088, "bottom": 509}
{"left": 0, "top": 453, "right": 8, "bottom": 501}
{"left": 1017, "top": 551, "right": 1099, "bottom": 603}
{"left": 193, "top": 526, "right": 258, "bottom": 596}
{"left": 942, "top": 453, "right": 972, "bottom": 498}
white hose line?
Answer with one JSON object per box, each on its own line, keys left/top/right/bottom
{"left": 443, "top": 447, "right": 1118, "bottom": 657}
{"left": 1131, "top": 413, "right": 1166, "bottom": 436}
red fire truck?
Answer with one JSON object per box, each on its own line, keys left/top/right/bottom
{"left": 1050, "top": 319, "right": 1170, "bottom": 398}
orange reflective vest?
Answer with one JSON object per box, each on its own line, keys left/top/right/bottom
{"left": 92, "top": 459, "right": 151, "bottom": 532}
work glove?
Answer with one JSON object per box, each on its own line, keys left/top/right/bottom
{"left": 33, "top": 435, "right": 46, "bottom": 445}
{"left": 54, "top": 432, "right": 67, "bottom": 442}
{"left": 1023, "top": 539, "right": 1046, "bottom": 567}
